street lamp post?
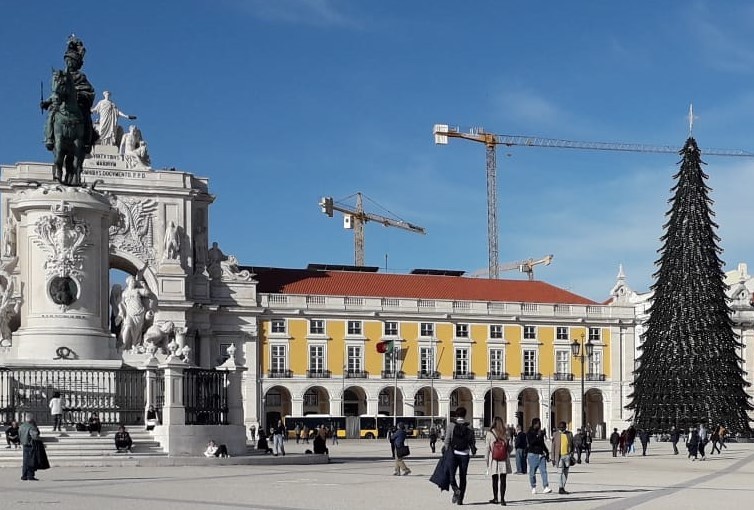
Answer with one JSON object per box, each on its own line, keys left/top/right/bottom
{"left": 571, "top": 333, "right": 594, "bottom": 431}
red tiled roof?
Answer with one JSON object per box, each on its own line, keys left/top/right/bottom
{"left": 250, "top": 267, "right": 597, "bottom": 305}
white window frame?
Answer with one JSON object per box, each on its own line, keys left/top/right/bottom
{"left": 309, "top": 319, "right": 325, "bottom": 335}
{"left": 455, "top": 347, "right": 470, "bottom": 375}
{"left": 420, "top": 322, "right": 435, "bottom": 338}
{"left": 308, "top": 344, "right": 326, "bottom": 372}
{"left": 347, "top": 320, "right": 363, "bottom": 336}
{"left": 420, "top": 346, "right": 435, "bottom": 375}
{"left": 555, "top": 349, "right": 571, "bottom": 375}
{"left": 347, "top": 345, "right": 362, "bottom": 373}
{"left": 384, "top": 350, "right": 398, "bottom": 373}
{"left": 455, "top": 323, "right": 469, "bottom": 338}
{"left": 489, "top": 324, "right": 503, "bottom": 339}
{"left": 523, "top": 325, "right": 537, "bottom": 340}
{"left": 270, "top": 318, "right": 287, "bottom": 335}
{"left": 556, "top": 326, "right": 569, "bottom": 341}
{"left": 384, "top": 321, "right": 399, "bottom": 337}
{"left": 270, "top": 344, "right": 287, "bottom": 373}
{"left": 588, "top": 327, "right": 601, "bottom": 342}
{"left": 589, "top": 349, "right": 602, "bottom": 376}
{"left": 489, "top": 348, "right": 505, "bottom": 376}
{"left": 523, "top": 349, "right": 538, "bottom": 376}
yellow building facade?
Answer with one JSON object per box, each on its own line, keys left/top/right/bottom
{"left": 254, "top": 267, "right": 637, "bottom": 438}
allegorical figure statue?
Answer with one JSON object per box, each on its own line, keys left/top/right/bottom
{"left": 117, "top": 276, "right": 157, "bottom": 351}
{"left": 91, "top": 90, "right": 136, "bottom": 146}
{"left": 207, "top": 242, "right": 227, "bottom": 280}
{"left": 0, "top": 277, "right": 19, "bottom": 343}
{"left": 163, "top": 221, "right": 180, "bottom": 261}
{"left": 2, "top": 217, "right": 16, "bottom": 258}
{"left": 120, "top": 125, "right": 152, "bottom": 169}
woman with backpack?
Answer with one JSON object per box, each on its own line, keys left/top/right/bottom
{"left": 485, "top": 416, "right": 512, "bottom": 506}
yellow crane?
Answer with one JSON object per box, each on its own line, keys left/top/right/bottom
{"left": 433, "top": 119, "right": 754, "bottom": 279}
{"left": 320, "top": 192, "right": 426, "bottom": 266}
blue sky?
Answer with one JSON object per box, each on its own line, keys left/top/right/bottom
{"left": 2, "top": 0, "right": 754, "bottom": 300}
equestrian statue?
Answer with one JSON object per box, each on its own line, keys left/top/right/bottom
{"left": 41, "top": 35, "right": 97, "bottom": 187}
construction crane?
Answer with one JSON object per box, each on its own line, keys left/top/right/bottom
{"left": 433, "top": 121, "right": 754, "bottom": 279}
{"left": 320, "top": 192, "right": 426, "bottom": 266}
{"left": 471, "top": 254, "right": 554, "bottom": 280}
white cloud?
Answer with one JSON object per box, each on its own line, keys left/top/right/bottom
{"left": 688, "top": 2, "right": 754, "bottom": 73}
{"left": 497, "top": 88, "right": 565, "bottom": 128}
{"left": 233, "top": 0, "right": 360, "bottom": 28}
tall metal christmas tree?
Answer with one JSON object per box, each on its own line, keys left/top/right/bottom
{"left": 628, "top": 137, "right": 752, "bottom": 433}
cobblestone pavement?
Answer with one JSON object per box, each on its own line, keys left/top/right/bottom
{"left": 1, "top": 439, "right": 752, "bottom": 509}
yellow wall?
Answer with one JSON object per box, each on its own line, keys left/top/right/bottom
{"left": 259, "top": 318, "right": 612, "bottom": 380}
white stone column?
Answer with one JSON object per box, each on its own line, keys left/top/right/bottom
{"left": 216, "top": 345, "right": 248, "bottom": 426}
{"left": 506, "top": 398, "right": 518, "bottom": 426}
{"left": 291, "top": 398, "right": 304, "bottom": 417}
{"left": 438, "top": 400, "right": 450, "bottom": 422}
{"left": 472, "top": 397, "right": 485, "bottom": 428}
{"left": 366, "top": 398, "right": 379, "bottom": 416}
{"left": 159, "top": 356, "right": 187, "bottom": 426}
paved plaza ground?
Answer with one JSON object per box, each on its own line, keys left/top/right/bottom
{"left": 1, "top": 439, "right": 752, "bottom": 509}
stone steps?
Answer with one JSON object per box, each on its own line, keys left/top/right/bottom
{"left": 0, "top": 427, "right": 167, "bottom": 467}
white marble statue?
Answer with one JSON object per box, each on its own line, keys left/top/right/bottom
{"left": 91, "top": 91, "right": 136, "bottom": 146}
{"left": 120, "top": 125, "right": 151, "bottom": 169}
{"left": 117, "top": 275, "right": 157, "bottom": 351}
{"left": 2, "top": 216, "right": 16, "bottom": 258}
{"left": 143, "top": 320, "right": 174, "bottom": 354}
{"left": 221, "top": 255, "right": 253, "bottom": 281}
{"left": 0, "top": 277, "right": 18, "bottom": 343}
{"left": 163, "top": 221, "right": 180, "bottom": 261}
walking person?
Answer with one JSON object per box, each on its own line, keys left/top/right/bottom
{"left": 619, "top": 430, "right": 627, "bottom": 456}
{"left": 294, "top": 423, "right": 301, "bottom": 444}
{"left": 639, "top": 429, "right": 650, "bottom": 456}
{"left": 626, "top": 425, "right": 636, "bottom": 455}
{"left": 485, "top": 417, "right": 512, "bottom": 506}
{"left": 526, "top": 417, "right": 551, "bottom": 495}
{"left": 331, "top": 423, "right": 339, "bottom": 445}
{"left": 444, "top": 406, "right": 476, "bottom": 505}
{"left": 583, "top": 427, "right": 593, "bottom": 463}
{"left": 609, "top": 428, "right": 620, "bottom": 457}
{"left": 514, "top": 425, "right": 527, "bottom": 474}
{"left": 19, "top": 413, "right": 40, "bottom": 481}
{"left": 302, "top": 425, "right": 310, "bottom": 444}
{"left": 49, "top": 392, "right": 64, "bottom": 432}
{"left": 272, "top": 419, "right": 286, "bottom": 456}
{"left": 698, "top": 423, "right": 708, "bottom": 460}
{"left": 429, "top": 426, "right": 438, "bottom": 453}
{"left": 573, "top": 428, "right": 584, "bottom": 463}
{"left": 687, "top": 427, "right": 700, "bottom": 461}
{"left": 387, "top": 424, "right": 397, "bottom": 459}
{"left": 670, "top": 426, "right": 680, "bottom": 455}
{"left": 392, "top": 422, "right": 411, "bottom": 476}
{"left": 551, "top": 421, "right": 574, "bottom": 495}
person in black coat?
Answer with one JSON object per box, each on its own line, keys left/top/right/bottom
{"left": 670, "top": 426, "right": 681, "bottom": 455}
{"left": 609, "top": 428, "right": 620, "bottom": 457}
{"left": 5, "top": 421, "right": 20, "bottom": 448}
{"left": 313, "top": 428, "right": 329, "bottom": 455}
{"left": 514, "top": 425, "right": 528, "bottom": 474}
{"left": 639, "top": 429, "right": 650, "bottom": 456}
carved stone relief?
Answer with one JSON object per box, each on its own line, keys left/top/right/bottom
{"left": 108, "top": 194, "right": 157, "bottom": 265}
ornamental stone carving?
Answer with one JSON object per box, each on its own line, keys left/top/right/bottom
{"left": 2, "top": 216, "right": 16, "bottom": 258}
{"left": 162, "top": 220, "right": 181, "bottom": 261}
{"left": 0, "top": 257, "right": 19, "bottom": 345}
{"left": 108, "top": 194, "right": 157, "bottom": 265}
{"left": 33, "top": 203, "right": 91, "bottom": 281}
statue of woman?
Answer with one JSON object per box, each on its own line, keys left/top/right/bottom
{"left": 91, "top": 90, "right": 136, "bottom": 146}
{"left": 118, "top": 276, "right": 156, "bottom": 351}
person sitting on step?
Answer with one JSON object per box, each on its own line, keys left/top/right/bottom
{"left": 88, "top": 412, "right": 102, "bottom": 436}
{"left": 114, "top": 425, "right": 133, "bottom": 453}
{"left": 204, "top": 439, "right": 229, "bottom": 458}
{"left": 5, "top": 420, "right": 20, "bottom": 448}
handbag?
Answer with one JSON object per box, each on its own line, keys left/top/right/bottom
{"left": 396, "top": 444, "right": 410, "bottom": 458}
{"left": 568, "top": 454, "right": 576, "bottom": 467}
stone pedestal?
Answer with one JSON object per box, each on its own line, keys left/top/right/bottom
{"left": 9, "top": 185, "right": 116, "bottom": 364}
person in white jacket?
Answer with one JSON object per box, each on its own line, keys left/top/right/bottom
{"left": 49, "top": 392, "right": 64, "bottom": 432}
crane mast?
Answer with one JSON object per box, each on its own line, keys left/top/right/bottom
{"left": 320, "top": 192, "right": 426, "bottom": 266}
{"left": 434, "top": 123, "right": 754, "bottom": 279}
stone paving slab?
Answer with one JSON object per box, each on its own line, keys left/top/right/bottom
{"left": 0, "top": 439, "right": 751, "bottom": 509}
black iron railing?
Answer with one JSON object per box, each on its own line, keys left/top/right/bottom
{"left": 586, "top": 373, "right": 606, "bottom": 381}
{"left": 267, "top": 370, "right": 293, "bottom": 378}
{"left": 0, "top": 367, "right": 146, "bottom": 426}
{"left": 521, "top": 373, "right": 542, "bottom": 380}
{"left": 554, "top": 373, "right": 574, "bottom": 381}
{"left": 345, "top": 370, "right": 369, "bottom": 379}
{"left": 417, "top": 371, "right": 440, "bottom": 379}
{"left": 306, "top": 369, "right": 332, "bottom": 378}
{"left": 487, "top": 372, "right": 509, "bottom": 380}
{"left": 381, "top": 370, "right": 405, "bottom": 379}
{"left": 183, "top": 368, "right": 228, "bottom": 425}
{"left": 453, "top": 372, "right": 475, "bottom": 380}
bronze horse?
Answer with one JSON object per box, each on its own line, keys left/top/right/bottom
{"left": 44, "top": 70, "right": 85, "bottom": 186}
